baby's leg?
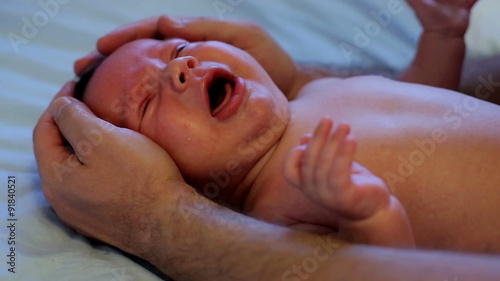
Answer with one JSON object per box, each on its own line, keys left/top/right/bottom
{"left": 284, "top": 118, "right": 415, "bottom": 248}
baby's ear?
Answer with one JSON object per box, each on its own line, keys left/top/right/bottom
{"left": 74, "top": 51, "right": 106, "bottom": 76}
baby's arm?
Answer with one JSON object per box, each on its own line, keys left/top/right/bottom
{"left": 399, "top": 0, "right": 477, "bottom": 90}
{"left": 284, "top": 118, "right": 415, "bottom": 248}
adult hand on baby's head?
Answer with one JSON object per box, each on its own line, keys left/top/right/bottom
{"left": 75, "top": 16, "right": 299, "bottom": 96}
{"left": 33, "top": 82, "right": 188, "bottom": 257}
{"left": 74, "top": 50, "right": 105, "bottom": 77}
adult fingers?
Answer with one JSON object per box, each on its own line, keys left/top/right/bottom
{"left": 97, "top": 17, "right": 161, "bottom": 55}
{"left": 34, "top": 82, "right": 77, "bottom": 166}
{"left": 33, "top": 82, "right": 81, "bottom": 196}
{"left": 73, "top": 51, "right": 106, "bottom": 77}
{"left": 98, "top": 15, "right": 264, "bottom": 55}
{"left": 155, "top": 15, "right": 261, "bottom": 48}
{"left": 49, "top": 96, "right": 111, "bottom": 164}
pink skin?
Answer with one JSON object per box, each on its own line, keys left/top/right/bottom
{"left": 82, "top": 39, "right": 414, "bottom": 247}
{"left": 285, "top": 119, "right": 391, "bottom": 219}
{"left": 283, "top": 118, "right": 414, "bottom": 246}
{"left": 83, "top": 38, "right": 290, "bottom": 197}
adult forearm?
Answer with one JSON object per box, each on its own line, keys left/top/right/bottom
{"left": 146, "top": 186, "right": 330, "bottom": 281}
{"left": 142, "top": 185, "right": 500, "bottom": 281}
{"left": 398, "top": 32, "right": 466, "bottom": 90}
{"left": 315, "top": 246, "right": 500, "bottom": 281}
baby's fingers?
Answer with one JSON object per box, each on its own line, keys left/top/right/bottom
{"left": 439, "top": 0, "right": 477, "bottom": 9}
{"left": 407, "top": 0, "right": 435, "bottom": 10}
{"left": 328, "top": 126, "right": 356, "bottom": 191}
{"left": 283, "top": 146, "right": 306, "bottom": 187}
{"left": 300, "top": 134, "right": 313, "bottom": 145}
{"left": 463, "top": 0, "right": 478, "bottom": 9}
{"left": 313, "top": 123, "right": 351, "bottom": 187}
{"left": 301, "top": 118, "right": 333, "bottom": 184}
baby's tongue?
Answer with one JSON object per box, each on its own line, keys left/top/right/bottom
{"left": 224, "top": 81, "right": 233, "bottom": 99}
{"left": 211, "top": 79, "right": 233, "bottom": 116}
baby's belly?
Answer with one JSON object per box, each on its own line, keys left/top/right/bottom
{"left": 288, "top": 76, "right": 500, "bottom": 252}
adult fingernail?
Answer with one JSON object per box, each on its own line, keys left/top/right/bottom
{"left": 51, "top": 97, "right": 72, "bottom": 118}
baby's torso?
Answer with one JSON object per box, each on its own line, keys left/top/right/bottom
{"left": 245, "top": 76, "right": 500, "bottom": 252}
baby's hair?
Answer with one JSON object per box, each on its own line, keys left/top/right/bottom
{"left": 74, "top": 58, "right": 105, "bottom": 101}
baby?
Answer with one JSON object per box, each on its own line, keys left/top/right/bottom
{"left": 74, "top": 0, "right": 500, "bottom": 252}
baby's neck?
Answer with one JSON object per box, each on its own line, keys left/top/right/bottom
{"left": 226, "top": 138, "right": 282, "bottom": 211}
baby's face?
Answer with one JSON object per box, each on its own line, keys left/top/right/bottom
{"left": 84, "top": 38, "right": 289, "bottom": 191}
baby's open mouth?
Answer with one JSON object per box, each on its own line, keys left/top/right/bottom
{"left": 203, "top": 66, "right": 246, "bottom": 120}
{"left": 207, "top": 72, "right": 235, "bottom": 117}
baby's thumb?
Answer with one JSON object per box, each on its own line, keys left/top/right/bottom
{"left": 283, "top": 146, "right": 305, "bottom": 188}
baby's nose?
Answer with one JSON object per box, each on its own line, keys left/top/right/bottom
{"left": 167, "top": 56, "right": 199, "bottom": 92}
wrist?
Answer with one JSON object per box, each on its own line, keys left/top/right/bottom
{"left": 421, "top": 29, "right": 466, "bottom": 41}
{"left": 126, "top": 181, "right": 196, "bottom": 261}
{"left": 144, "top": 185, "right": 220, "bottom": 273}
{"left": 399, "top": 30, "right": 466, "bottom": 90}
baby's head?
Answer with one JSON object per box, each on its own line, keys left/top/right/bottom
{"left": 76, "top": 38, "right": 290, "bottom": 203}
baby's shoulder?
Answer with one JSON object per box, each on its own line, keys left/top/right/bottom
{"left": 295, "top": 75, "right": 389, "bottom": 100}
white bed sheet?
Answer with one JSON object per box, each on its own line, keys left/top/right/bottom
{"left": 1, "top": 0, "right": 498, "bottom": 280}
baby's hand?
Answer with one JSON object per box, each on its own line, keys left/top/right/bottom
{"left": 283, "top": 118, "right": 390, "bottom": 221}
{"left": 284, "top": 118, "right": 414, "bottom": 247}
{"left": 408, "top": 0, "right": 478, "bottom": 37}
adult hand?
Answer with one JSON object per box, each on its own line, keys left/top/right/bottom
{"left": 74, "top": 16, "right": 299, "bottom": 96}
{"left": 33, "top": 82, "right": 188, "bottom": 257}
